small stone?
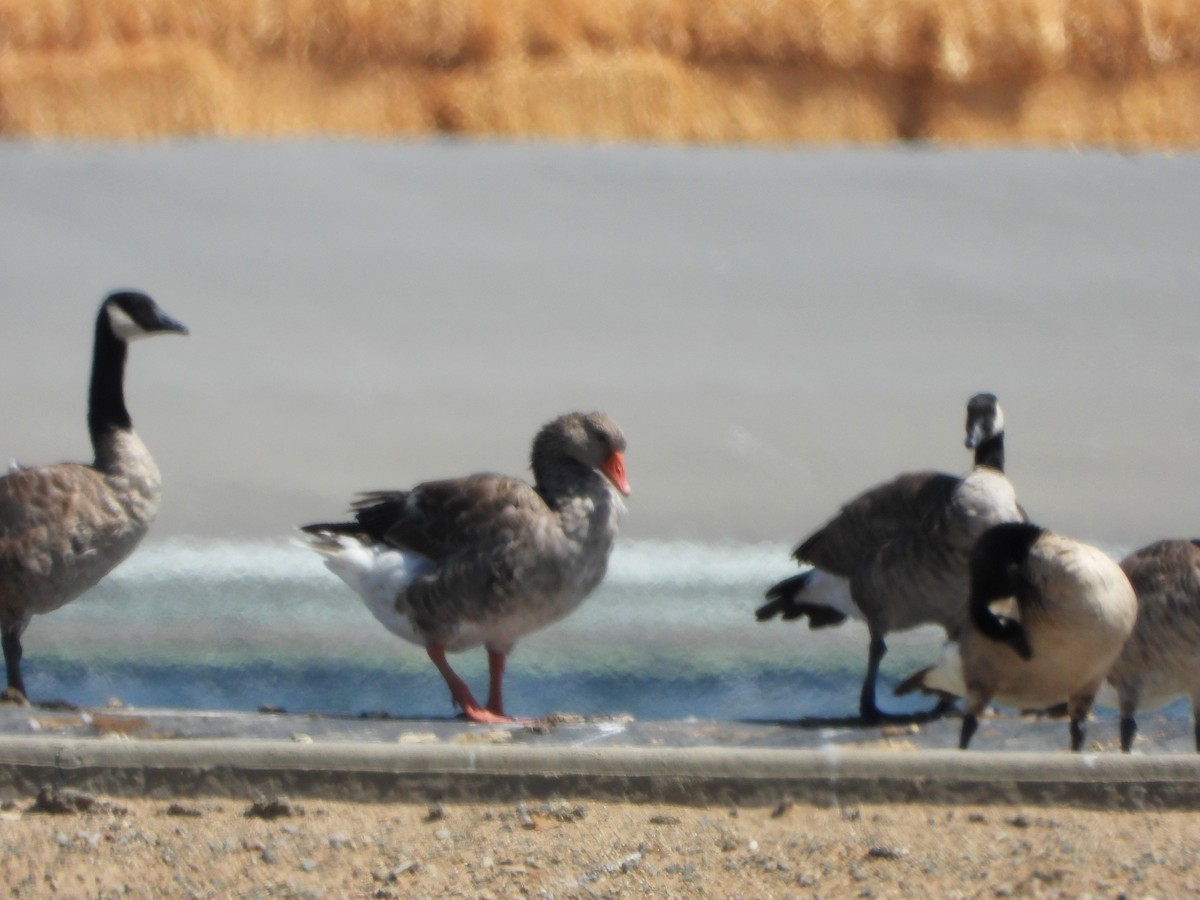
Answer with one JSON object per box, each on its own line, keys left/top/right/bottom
{"left": 1007, "top": 814, "right": 1032, "bottom": 829}
{"left": 244, "top": 796, "right": 299, "bottom": 820}
{"left": 867, "top": 846, "right": 909, "bottom": 860}
{"left": 648, "top": 814, "right": 681, "bottom": 826}
{"left": 300, "top": 859, "right": 317, "bottom": 873}
{"left": 30, "top": 786, "right": 96, "bottom": 815}
{"left": 261, "top": 846, "right": 280, "bottom": 864}
{"left": 328, "top": 833, "right": 352, "bottom": 850}
{"left": 424, "top": 803, "right": 445, "bottom": 823}
{"left": 434, "top": 827, "right": 451, "bottom": 841}
{"left": 165, "top": 803, "right": 203, "bottom": 818}
{"left": 515, "top": 802, "right": 535, "bottom": 830}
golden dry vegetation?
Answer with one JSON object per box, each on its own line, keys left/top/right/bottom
{"left": 0, "top": 0, "right": 1198, "bottom": 146}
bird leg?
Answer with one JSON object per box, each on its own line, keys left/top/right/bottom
{"left": 486, "top": 648, "right": 507, "bottom": 717}
{"left": 959, "top": 713, "right": 979, "bottom": 750}
{"left": 959, "top": 693, "right": 990, "bottom": 750}
{"left": 425, "top": 643, "right": 512, "bottom": 725}
{"left": 1, "top": 626, "right": 26, "bottom": 701}
{"left": 1192, "top": 696, "right": 1200, "bottom": 753}
{"left": 1119, "top": 692, "right": 1139, "bottom": 753}
{"left": 859, "top": 634, "right": 887, "bottom": 722}
{"left": 1067, "top": 689, "right": 1096, "bottom": 753}
{"left": 1120, "top": 716, "right": 1137, "bottom": 753}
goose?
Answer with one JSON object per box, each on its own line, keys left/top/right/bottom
{"left": 898, "top": 522, "right": 1137, "bottom": 750}
{"left": 298, "top": 411, "right": 630, "bottom": 724}
{"left": 0, "top": 290, "right": 188, "bottom": 702}
{"left": 756, "top": 393, "right": 1024, "bottom": 722}
{"left": 1103, "top": 539, "right": 1200, "bottom": 752}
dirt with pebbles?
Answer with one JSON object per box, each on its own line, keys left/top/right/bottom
{"left": 0, "top": 788, "right": 1196, "bottom": 898}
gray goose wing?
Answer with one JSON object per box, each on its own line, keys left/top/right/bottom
{"left": 794, "top": 471, "right": 960, "bottom": 574}
{"left": 352, "top": 475, "right": 563, "bottom": 636}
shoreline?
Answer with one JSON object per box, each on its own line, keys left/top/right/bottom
{"left": 2, "top": 706, "right": 1198, "bottom": 808}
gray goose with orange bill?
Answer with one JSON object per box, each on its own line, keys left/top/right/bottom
{"left": 299, "top": 411, "right": 630, "bottom": 724}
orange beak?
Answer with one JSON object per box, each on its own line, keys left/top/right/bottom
{"left": 601, "top": 450, "right": 631, "bottom": 497}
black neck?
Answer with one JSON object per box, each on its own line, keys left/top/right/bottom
{"left": 87, "top": 310, "right": 132, "bottom": 448}
{"left": 973, "top": 433, "right": 1005, "bottom": 471}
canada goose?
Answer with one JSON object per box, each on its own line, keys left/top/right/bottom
{"left": 0, "top": 291, "right": 188, "bottom": 701}
{"left": 898, "top": 522, "right": 1137, "bottom": 750}
{"left": 1104, "top": 539, "right": 1200, "bottom": 752}
{"left": 298, "top": 411, "right": 630, "bottom": 724}
{"left": 756, "top": 393, "right": 1023, "bottom": 722}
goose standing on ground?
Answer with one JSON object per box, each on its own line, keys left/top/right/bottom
{"left": 298, "top": 411, "right": 630, "bottom": 724}
{"left": 898, "top": 522, "right": 1137, "bottom": 750}
{"left": 1104, "top": 539, "right": 1200, "bottom": 752}
{"left": 756, "top": 393, "right": 1024, "bottom": 722}
{"left": 0, "top": 291, "right": 188, "bottom": 702}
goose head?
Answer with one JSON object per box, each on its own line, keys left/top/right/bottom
{"left": 964, "top": 392, "right": 1004, "bottom": 450}
{"left": 102, "top": 290, "right": 189, "bottom": 342}
{"left": 533, "top": 411, "right": 631, "bottom": 497}
{"left": 968, "top": 521, "right": 1045, "bottom": 660}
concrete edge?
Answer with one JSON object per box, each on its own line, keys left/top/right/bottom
{"left": 3, "top": 738, "right": 1200, "bottom": 808}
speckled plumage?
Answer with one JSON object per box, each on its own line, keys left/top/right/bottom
{"left": 0, "top": 431, "right": 161, "bottom": 621}
{"left": 299, "top": 411, "right": 629, "bottom": 722}
{"left": 757, "top": 393, "right": 1023, "bottom": 721}
{"left": 1106, "top": 539, "right": 1200, "bottom": 751}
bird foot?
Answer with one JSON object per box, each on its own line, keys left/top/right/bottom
{"left": 0, "top": 687, "right": 30, "bottom": 707}
{"left": 460, "top": 705, "right": 523, "bottom": 726}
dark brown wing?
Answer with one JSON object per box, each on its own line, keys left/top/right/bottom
{"left": 1121, "top": 539, "right": 1200, "bottom": 602}
{"left": 351, "top": 473, "right": 550, "bottom": 563}
{"left": 794, "top": 471, "right": 960, "bottom": 574}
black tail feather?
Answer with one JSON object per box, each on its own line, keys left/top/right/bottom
{"left": 299, "top": 521, "right": 360, "bottom": 537}
{"left": 756, "top": 571, "right": 847, "bottom": 629}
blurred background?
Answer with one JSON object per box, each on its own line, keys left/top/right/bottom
{"left": 0, "top": 1, "right": 1197, "bottom": 722}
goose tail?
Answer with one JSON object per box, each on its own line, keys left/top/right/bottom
{"left": 756, "top": 569, "right": 861, "bottom": 628}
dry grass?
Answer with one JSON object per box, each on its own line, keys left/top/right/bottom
{"left": 0, "top": 0, "right": 1198, "bottom": 145}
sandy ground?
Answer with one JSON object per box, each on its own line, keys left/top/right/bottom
{"left": 0, "top": 788, "right": 1194, "bottom": 898}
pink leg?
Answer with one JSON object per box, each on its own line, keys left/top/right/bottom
{"left": 486, "top": 649, "right": 507, "bottom": 716}
{"left": 426, "top": 643, "right": 512, "bottom": 725}
{"left": 486, "top": 648, "right": 532, "bottom": 723}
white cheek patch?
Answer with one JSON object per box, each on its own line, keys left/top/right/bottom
{"left": 106, "top": 304, "right": 150, "bottom": 341}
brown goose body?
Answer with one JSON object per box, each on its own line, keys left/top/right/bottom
{"left": 0, "top": 291, "right": 188, "bottom": 700}
{"left": 1106, "top": 539, "right": 1200, "bottom": 751}
{"left": 757, "top": 393, "right": 1024, "bottom": 721}
{"left": 300, "top": 411, "right": 630, "bottom": 724}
